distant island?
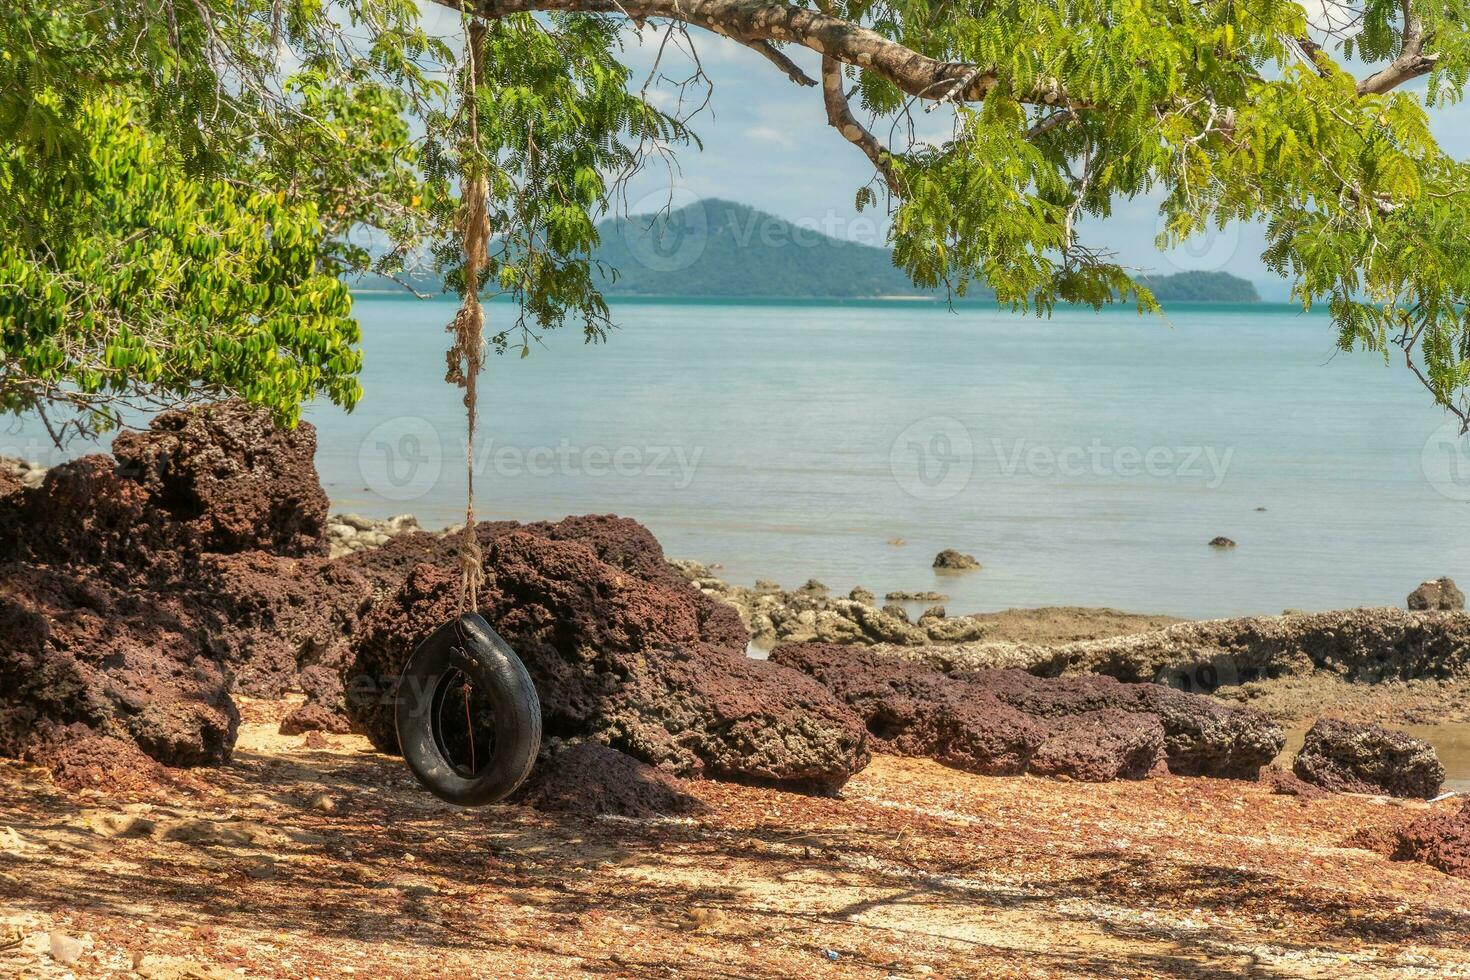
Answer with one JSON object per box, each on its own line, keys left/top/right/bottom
{"left": 353, "top": 198, "right": 1260, "bottom": 303}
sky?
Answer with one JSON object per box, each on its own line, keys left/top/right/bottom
{"left": 416, "top": 3, "right": 1470, "bottom": 300}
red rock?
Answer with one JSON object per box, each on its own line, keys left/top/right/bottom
{"left": 279, "top": 702, "right": 351, "bottom": 736}
{"left": 2, "top": 402, "right": 328, "bottom": 573}
{"left": 0, "top": 563, "right": 238, "bottom": 768}
{"left": 514, "top": 742, "right": 704, "bottom": 817}
{"left": 345, "top": 526, "right": 869, "bottom": 793}
{"left": 22, "top": 722, "right": 170, "bottom": 793}
{"left": 1393, "top": 801, "right": 1470, "bottom": 878}
{"left": 111, "top": 401, "right": 329, "bottom": 558}
{"left": 1030, "top": 709, "right": 1165, "bottom": 783}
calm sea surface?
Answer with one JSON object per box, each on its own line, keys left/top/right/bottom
{"left": 9, "top": 295, "right": 1470, "bottom": 620}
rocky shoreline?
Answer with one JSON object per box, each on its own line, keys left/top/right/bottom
{"left": 2, "top": 410, "right": 1469, "bottom": 886}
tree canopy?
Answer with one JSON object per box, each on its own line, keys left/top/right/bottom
{"left": 2, "top": 2, "right": 1469, "bottom": 434}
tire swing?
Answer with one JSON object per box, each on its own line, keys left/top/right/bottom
{"left": 394, "top": 22, "right": 542, "bottom": 806}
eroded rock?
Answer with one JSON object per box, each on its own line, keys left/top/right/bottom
{"left": 514, "top": 742, "right": 704, "bottom": 817}
{"left": 1392, "top": 801, "right": 1470, "bottom": 878}
{"left": 344, "top": 522, "right": 869, "bottom": 793}
{"left": 1408, "top": 577, "right": 1465, "bottom": 612}
{"left": 1293, "top": 717, "right": 1444, "bottom": 799}
{"left": 772, "top": 642, "right": 1283, "bottom": 781}
{"left": 933, "top": 549, "right": 980, "bottom": 571}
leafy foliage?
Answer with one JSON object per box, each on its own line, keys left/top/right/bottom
{"left": 420, "top": 14, "right": 695, "bottom": 354}
{"left": 0, "top": 1, "right": 430, "bottom": 436}
{"left": 2, "top": 0, "right": 1469, "bottom": 431}
{"left": 0, "top": 97, "right": 361, "bottom": 437}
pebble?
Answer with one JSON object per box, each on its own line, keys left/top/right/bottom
{"left": 48, "top": 931, "right": 83, "bottom": 965}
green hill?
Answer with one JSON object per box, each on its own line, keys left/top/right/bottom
{"left": 351, "top": 198, "right": 1260, "bottom": 303}
{"left": 1139, "top": 270, "right": 1260, "bottom": 303}
{"left": 594, "top": 199, "right": 922, "bottom": 298}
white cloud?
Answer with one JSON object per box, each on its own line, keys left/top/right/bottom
{"left": 744, "top": 125, "right": 794, "bottom": 147}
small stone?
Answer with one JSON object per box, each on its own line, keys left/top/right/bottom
{"left": 48, "top": 931, "right": 83, "bottom": 965}
{"left": 308, "top": 792, "right": 338, "bottom": 814}
{"left": 244, "top": 857, "right": 277, "bottom": 880}
{"left": 1208, "top": 536, "right": 1236, "bottom": 549}
{"left": 339, "top": 513, "right": 375, "bottom": 531}
{"left": 886, "top": 538, "right": 906, "bottom": 546}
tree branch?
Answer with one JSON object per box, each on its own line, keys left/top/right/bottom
{"left": 820, "top": 56, "right": 899, "bottom": 193}
{"left": 446, "top": 0, "right": 1059, "bottom": 106}
{"left": 1357, "top": 2, "right": 1439, "bottom": 95}
{"left": 750, "top": 40, "right": 817, "bottom": 87}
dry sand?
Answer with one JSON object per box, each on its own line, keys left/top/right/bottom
{"left": 3, "top": 698, "right": 1470, "bottom": 978}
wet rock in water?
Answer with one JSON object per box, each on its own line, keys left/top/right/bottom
{"left": 772, "top": 643, "right": 1283, "bottom": 781}
{"left": 1408, "top": 577, "right": 1465, "bottom": 612}
{"left": 932, "top": 549, "right": 980, "bottom": 571}
{"left": 885, "top": 591, "right": 948, "bottom": 602}
{"left": 1391, "top": 800, "right": 1470, "bottom": 879}
{"left": 848, "top": 586, "right": 875, "bottom": 606}
{"left": 515, "top": 742, "right": 704, "bottom": 817}
{"left": 344, "top": 520, "right": 869, "bottom": 793}
{"left": 279, "top": 702, "right": 351, "bottom": 737}
{"left": 1293, "top": 717, "right": 1444, "bottom": 798}
{"left": 1209, "top": 536, "right": 1237, "bottom": 549}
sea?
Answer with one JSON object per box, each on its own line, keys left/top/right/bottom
{"left": 8, "top": 293, "right": 1470, "bottom": 622}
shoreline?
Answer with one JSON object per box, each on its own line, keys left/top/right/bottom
{"left": 325, "top": 508, "right": 1470, "bottom": 741}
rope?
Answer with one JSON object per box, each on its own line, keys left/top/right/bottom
{"left": 447, "top": 20, "right": 489, "bottom": 613}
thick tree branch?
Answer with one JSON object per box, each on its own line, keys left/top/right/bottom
{"left": 820, "top": 56, "right": 899, "bottom": 193}
{"left": 1357, "top": 3, "right": 1439, "bottom": 95}
{"left": 447, "top": 0, "right": 1062, "bottom": 105}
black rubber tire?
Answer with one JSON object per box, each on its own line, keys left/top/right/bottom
{"left": 395, "top": 612, "right": 541, "bottom": 806}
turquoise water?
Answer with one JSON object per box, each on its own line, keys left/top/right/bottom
{"left": 8, "top": 295, "right": 1470, "bottom": 620}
